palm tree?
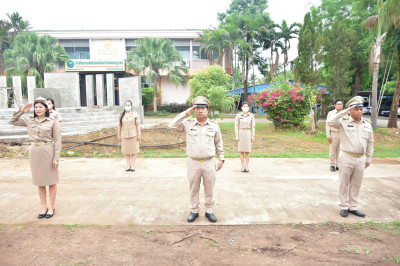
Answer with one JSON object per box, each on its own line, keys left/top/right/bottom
{"left": 127, "top": 37, "right": 188, "bottom": 113}
{"left": 6, "top": 12, "right": 30, "bottom": 37}
{"left": 3, "top": 32, "right": 69, "bottom": 87}
{"left": 198, "top": 28, "right": 232, "bottom": 66}
{"left": 276, "top": 20, "right": 300, "bottom": 81}
{"left": 365, "top": 0, "right": 400, "bottom": 128}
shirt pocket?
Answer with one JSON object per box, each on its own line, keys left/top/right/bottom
{"left": 188, "top": 130, "right": 199, "bottom": 144}
{"left": 361, "top": 127, "right": 371, "bottom": 140}
{"left": 206, "top": 131, "right": 216, "bottom": 143}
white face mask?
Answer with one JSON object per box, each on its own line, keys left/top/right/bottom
{"left": 125, "top": 106, "right": 132, "bottom": 112}
{"left": 242, "top": 107, "right": 249, "bottom": 112}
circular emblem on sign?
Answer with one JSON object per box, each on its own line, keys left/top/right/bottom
{"left": 67, "top": 60, "right": 74, "bottom": 68}
{"left": 104, "top": 40, "right": 112, "bottom": 49}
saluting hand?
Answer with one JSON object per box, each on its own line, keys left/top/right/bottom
{"left": 21, "top": 103, "right": 32, "bottom": 113}
{"left": 185, "top": 105, "right": 196, "bottom": 115}
{"left": 53, "top": 161, "right": 59, "bottom": 170}
{"left": 347, "top": 105, "right": 356, "bottom": 114}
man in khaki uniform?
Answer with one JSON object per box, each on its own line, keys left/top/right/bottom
{"left": 326, "top": 98, "right": 344, "bottom": 172}
{"left": 169, "top": 96, "right": 224, "bottom": 223}
{"left": 327, "top": 96, "right": 374, "bottom": 218}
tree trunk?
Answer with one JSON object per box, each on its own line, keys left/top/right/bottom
{"left": 243, "top": 54, "right": 249, "bottom": 101}
{"left": 353, "top": 65, "right": 362, "bottom": 96}
{"left": 371, "top": 62, "right": 379, "bottom": 128}
{"left": 336, "top": 61, "right": 340, "bottom": 99}
{"left": 153, "top": 77, "right": 158, "bottom": 113}
{"left": 270, "top": 48, "right": 274, "bottom": 80}
{"left": 387, "top": 44, "right": 400, "bottom": 128}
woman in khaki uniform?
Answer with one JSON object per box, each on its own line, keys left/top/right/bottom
{"left": 46, "top": 98, "right": 62, "bottom": 123}
{"left": 235, "top": 101, "right": 255, "bottom": 172}
{"left": 9, "top": 97, "right": 61, "bottom": 219}
{"left": 118, "top": 100, "right": 141, "bottom": 171}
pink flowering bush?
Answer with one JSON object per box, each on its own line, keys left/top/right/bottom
{"left": 249, "top": 82, "right": 324, "bottom": 129}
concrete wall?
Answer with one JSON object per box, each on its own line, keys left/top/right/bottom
{"left": 96, "top": 74, "right": 105, "bottom": 107}
{"left": 12, "top": 76, "right": 22, "bottom": 108}
{"left": 33, "top": 88, "right": 62, "bottom": 108}
{"left": 119, "top": 76, "right": 143, "bottom": 122}
{"left": 160, "top": 76, "right": 190, "bottom": 105}
{"left": 106, "top": 73, "right": 115, "bottom": 106}
{"left": 0, "top": 76, "right": 7, "bottom": 109}
{"left": 85, "top": 75, "right": 95, "bottom": 107}
{"left": 27, "top": 76, "right": 36, "bottom": 103}
{"left": 44, "top": 72, "right": 80, "bottom": 108}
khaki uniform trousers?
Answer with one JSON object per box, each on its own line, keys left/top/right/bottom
{"left": 329, "top": 131, "right": 340, "bottom": 167}
{"left": 338, "top": 152, "right": 366, "bottom": 210}
{"left": 187, "top": 157, "right": 216, "bottom": 213}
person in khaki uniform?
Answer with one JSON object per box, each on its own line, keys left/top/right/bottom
{"left": 118, "top": 100, "right": 141, "bottom": 172}
{"left": 9, "top": 97, "right": 61, "bottom": 219}
{"left": 235, "top": 101, "right": 255, "bottom": 172}
{"left": 327, "top": 96, "right": 374, "bottom": 218}
{"left": 326, "top": 98, "right": 344, "bottom": 172}
{"left": 169, "top": 96, "right": 224, "bottom": 223}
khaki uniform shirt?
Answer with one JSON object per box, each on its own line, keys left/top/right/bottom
{"left": 235, "top": 112, "right": 255, "bottom": 139}
{"left": 9, "top": 110, "right": 62, "bottom": 161}
{"left": 120, "top": 111, "right": 139, "bottom": 138}
{"left": 326, "top": 109, "right": 374, "bottom": 163}
{"left": 326, "top": 109, "right": 340, "bottom": 137}
{"left": 49, "top": 110, "right": 62, "bottom": 122}
{"left": 169, "top": 111, "right": 224, "bottom": 161}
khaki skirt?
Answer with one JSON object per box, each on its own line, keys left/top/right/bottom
{"left": 238, "top": 129, "right": 252, "bottom": 152}
{"left": 29, "top": 144, "right": 59, "bottom": 186}
{"left": 121, "top": 136, "right": 140, "bottom": 155}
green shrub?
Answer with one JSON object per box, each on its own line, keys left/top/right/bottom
{"left": 142, "top": 87, "right": 161, "bottom": 107}
{"left": 158, "top": 103, "right": 189, "bottom": 113}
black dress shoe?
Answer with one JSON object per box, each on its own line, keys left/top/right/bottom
{"left": 187, "top": 212, "right": 199, "bottom": 222}
{"left": 241, "top": 169, "right": 245, "bottom": 172}
{"left": 348, "top": 209, "right": 366, "bottom": 217}
{"left": 126, "top": 168, "right": 131, "bottom": 172}
{"left": 336, "top": 166, "right": 339, "bottom": 171}
{"left": 38, "top": 208, "right": 48, "bottom": 219}
{"left": 45, "top": 209, "right": 55, "bottom": 219}
{"left": 130, "top": 168, "right": 135, "bottom": 172}
{"left": 340, "top": 209, "right": 348, "bottom": 217}
{"left": 205, "top": 212, "right": 217, "bottom": 223}
{"left": 330, "top": 166, "right": 336, "bottom": 172}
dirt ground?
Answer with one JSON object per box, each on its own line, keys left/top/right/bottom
{"left": 1, "top": 222, "right": 399, "bottom": 265}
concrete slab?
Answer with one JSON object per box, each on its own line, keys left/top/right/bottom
{"left": 0, "top": 158, "right": 399, "bottom": 225}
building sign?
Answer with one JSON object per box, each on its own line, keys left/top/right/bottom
{"left": 65, "top": 59, "right": 125, "bottom": 72}
{"left": 91, "top": 39, "right": 126, "bottom": 59}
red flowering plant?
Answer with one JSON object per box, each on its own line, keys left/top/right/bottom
{"left": 249, "top": 81, "right": 324, "bottom": 129}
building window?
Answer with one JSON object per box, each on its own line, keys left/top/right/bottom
{"left": 59, "top": 39, "right": 90, "bottom": 59}
{"left": 65, "top": 47, "right": 90, "bottom": 59}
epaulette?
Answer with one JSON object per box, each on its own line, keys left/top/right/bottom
{"left": 343, "top": 116, "right": 349, "bottom": 120}
{"left": 364, "top": 118, "right": 371, "bottom": 123}
{"left": 209, "top": 119, "right": 217, "bottom": 124}
{"left": 29, "top": 114, "right": 34, "bottom": 118}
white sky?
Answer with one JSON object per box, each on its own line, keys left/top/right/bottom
{"left": 1, "top": 0, "right": 320, "bottom": 69}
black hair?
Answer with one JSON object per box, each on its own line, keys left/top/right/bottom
{"left": 46, "top": 98, "right": 56, "bottom": 110}
{"left": 119, "top": 100, "right": 133, "bottom": 127}
{"left": 33, "top": 102, "right": 50, "bottom": 118}
{"left": 334, "top": 98, "right": 344, "bottom": 105}
{"left": 241, "top": 101, "right": 249, "bottom": 107}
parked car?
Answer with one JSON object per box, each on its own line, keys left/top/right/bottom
{"left": 381, "top": 106, "right": 400, "bottom": 117}
{"left": 379, "top": 102, "right": 392, "bottom": 116}
{"left": 363, "top": 102, "right": 371, "bottom": 115}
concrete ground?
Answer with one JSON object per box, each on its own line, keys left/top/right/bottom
{"left": 0, "top": 157, "right": 399, "bottom": 225}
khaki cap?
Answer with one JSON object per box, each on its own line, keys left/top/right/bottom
{"left": 345, "top": 96, "right": 364, "bottom": 108}
{"left": 192, "top": 96, "right": 210, "bottom": 107}
{"left": 34, "top": 96, "right": 47, "bottom": 105}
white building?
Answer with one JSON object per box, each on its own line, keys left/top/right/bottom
{"left": 36, "top": 29, "right": 231, "bottom": 106}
